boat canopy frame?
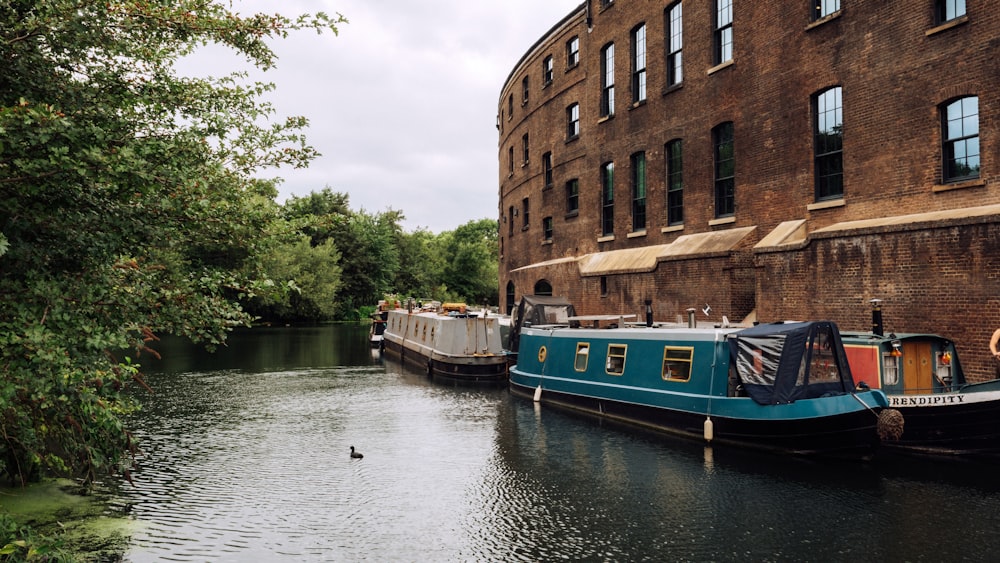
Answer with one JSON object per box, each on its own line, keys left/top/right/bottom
{"left": 729, "top": 321, "right": 857, "bottom": 405}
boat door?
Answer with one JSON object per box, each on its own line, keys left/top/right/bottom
{"left": 902, "top": 341, "right": 933, "bottom": 394}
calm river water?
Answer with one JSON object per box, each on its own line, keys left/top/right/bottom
{"left": 111, "top": 324, "right": 1000, "bottom": 562}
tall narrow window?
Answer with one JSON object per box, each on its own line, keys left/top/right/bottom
{"left": 522, "top": 133, "right": 529, "bottom": 165}
{"left": 507, "top": 94, "right": 513, "bottom": 120}
{"left": 543, "top": 217, "right": 553, "bottom": 241}
{"left": 542, "top": 56, "right": 554, "bottom": 86}
{"left": 666, "top": 140, "right": 683, "bottom": 225}
{"left": 666, "top": 2, "right": 683, "bottom": 87}
{"left": 522, "top": 76, "right": 529, "bottom": 104}
{"left": 566, "top": 179, "right": 580, "bottom": 214}
{"left": 814, "top": 86, "right": 844, "bottom": 200}
{"left": 631, "top": 152, "right": 647, "bottom": 231}
{"left": 813, "top": 0, "right": 839, "bottom": 20}
{"left": 508, "top": 205, "right": 514, "bottom": 236}
{"left": 567, "top": 36, "right": 580, "bottom": 68}
{"left": 543, "top": 152, "right": 553, "bottom": 189}
{"left": 935, "top": 0, "right": 966, "bottom": 24}
{"left": 505, "top": 281, "right": 516, "bottom": 315}
{"left": 508, "top": 146, "right": 514, "bottom": 175}
{"left": 631, "top": 24, "right": 647, "bottom": 104}
{"left": 714, "top": 0, "right": 733, "bottom": 65}
{"left": 942, "top": 96, "right": 980, "bottom": 182}
{"left": 600, "top": 43, "right": 615, "bottom": 117}
{"left": 567, "top": 103, "right": 580, "bottom": 139}
{"left": 601, "top": 162, "right": 615, "bottom": 236}
{"left": 522, "top": 198, "right": 530, "bottom": 228}
{"left": 713, "top": 122, "right": 735, "bottom": 217}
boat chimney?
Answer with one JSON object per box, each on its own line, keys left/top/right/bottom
{"left": 645, "top": 299, "right": 653, "bottom": 327}
{"left": 687, "top": 308, "right": 697, "bottom": 328}
{"left": 870, "top": 298, "right": 884, "bottom": 336}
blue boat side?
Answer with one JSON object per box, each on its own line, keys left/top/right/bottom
{"left": 510, "top": 324, "right": 889, "bottom": 455}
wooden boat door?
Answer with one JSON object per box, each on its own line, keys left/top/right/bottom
{"left": 902, "top": 341, "right": 933, "bottom": 394}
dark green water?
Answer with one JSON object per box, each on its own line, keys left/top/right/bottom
{"left": 85, "top": 325, "right": 1000, "bottom": 560}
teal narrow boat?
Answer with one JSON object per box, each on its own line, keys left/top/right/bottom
{"left": 510, "top": 316, "right": 898, "bottom": 458}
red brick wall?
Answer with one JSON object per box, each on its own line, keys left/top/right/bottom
{"left": 757, "top": 219, "right": 1000, "bottom": 382}
{"left": 498, "top": 1, "right": 1000, "bottom": 380}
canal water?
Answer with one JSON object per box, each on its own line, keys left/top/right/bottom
{"left": 109, "top": 324, "right": 1000, "bottom": 561}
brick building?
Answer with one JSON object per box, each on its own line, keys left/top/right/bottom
{"left": 497, "top": 1, "right": 1000, "bottom": 380}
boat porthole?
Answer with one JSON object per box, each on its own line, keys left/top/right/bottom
{"left": 538, "top": 346, "right": 547, "bottom": 363}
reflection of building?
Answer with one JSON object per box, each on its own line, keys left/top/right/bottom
{"left": 497, "top": 1, "right": 1000, "bottom": 380}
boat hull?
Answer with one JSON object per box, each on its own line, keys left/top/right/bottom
{"left": 382, "top": 309, "right": 508, "bottom": 384}
{"left": 509, "top": 371, "right": 884, "bottom": 458}
{"left": 881, "top": 382, "right": 1000, "bottom": 456}
{"left": 844, "top": 332, "right": 1000, "bottom": 456}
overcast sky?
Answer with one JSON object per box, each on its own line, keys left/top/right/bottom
{"left": 191, "top": 0, "right": 582, "bottom": 233}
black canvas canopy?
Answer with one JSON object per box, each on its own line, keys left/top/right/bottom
{"left": 508, "top": 295, "right": 577, "bottom": 353}
{"left": 728, "top": 321, "right": 856, "bottom": 405}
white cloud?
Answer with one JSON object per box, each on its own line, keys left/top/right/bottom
{"left": 186, "top": 0, "right": 582, "bottom": 232}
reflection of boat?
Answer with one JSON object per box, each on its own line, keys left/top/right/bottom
{"left": 843, "top": 330, "right": 1000, "bottom": 457}
{"left": 382, "top": 302, "right": 508, "bottom": 383}
{"left": 509, "top": 306, "right": 896, "bottom": 458}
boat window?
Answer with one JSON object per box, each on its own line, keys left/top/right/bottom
{"left": 575, "top": 343, "right": 590, "bottom": 371}
{"left": 936, "top": 351, "right": 953, "bottom": 386}
{"left": 883, "top": 354, "right": 899, "bottom": 386}
{"left": 806, "top": 329, "right": 840, "bottom": 383}
{"left": 662, "top": 346, "right": 693, "bottom": 381}
{"left": 606, "top": 344, "right": 627, "bottom": 375}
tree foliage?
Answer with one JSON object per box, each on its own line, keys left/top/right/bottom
{"left": 0, "top": 1, "right": 344, "bottom": 485}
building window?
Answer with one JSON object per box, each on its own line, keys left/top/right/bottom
{"left": 631, "top": 23, "right": 647, "bottom": 104}
{"left": 543, "top": 217, "right": 553, "bottom": 241}
{"left": 505, "top": 281, "right": 516, "bottom": 315}
{"left": 508, "top": 205, "right": 514, "bottom": 236}
{"left": 534, "top": 279, "right": 553, "bottom": 296}
{"left": 666, "top": 2, "right": 683, "bottom": 87}
{"left": 508, "top": 146, "right": 514, "bottom": 175}
{"left": 567, "top": 36, "right": 580, "bottom": 68}
{"left": 522, "top": 76, "right": 529, "bottom": 104}
{"left": 814, "top": 86, "right": 843, "bottom": 200}
{"left": 601, "top": 161, "right": 615, "bottom": 236}
{"left": 601, "top": 0, "right": 614, "bottom": 8}
{"left": 567, "top": 103, "right": 580, "bottom": 139}
{"left": 522, "top": 133, "right": 529, "bottom": 165}
{"left": 935, "top": 0, "right": 966, "bottom": 24}
{"left": 600, "top": 275, "right": 608, "bottom": 296}
{"left": 714, "top": 0, "right": 733, "bottom": 65}
{"left": 542, "top": 55, "right": 554, "bottom": 86}
{"left": 507, "top": 94, "right": 513, "bottom": 119}
{"left": 522, "top": 198, "right": 530, "bottom": 228}
{"left": 631, "top": 152, "right": 646, "bottom": 231}
{"left": 666, "top": 139, "right": 683, "bottom": 225}
{"left": 713, "top": 122, "right": 735, "bottom": 217}
{"left": 942, "top": 96, "right": 980, "bottom": 182}
{"left": 566, "top": 179, "right": 580, "bottom": 214}
{"left": 543, "top": 152, "right": 553, "bottom": 189}
{"left": 813, "top": 0, "right": 839, "bottom": 20}
{"left": 600, "top": 43, "right": 615, "bottom": 117}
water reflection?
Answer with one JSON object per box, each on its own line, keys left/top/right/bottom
{"left": 113, "top": 325, "right": 1000, "bottom": 561}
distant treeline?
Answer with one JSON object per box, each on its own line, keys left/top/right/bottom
{"left": 249, "top": 188, "right": 498, "bottom": 323}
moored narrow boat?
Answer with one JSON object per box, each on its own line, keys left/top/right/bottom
{"left": 843, "top": 330, "right": 1000, "bottom": 456}
{"left": 382, "top": 302, "right": 508, "bottom": 384}
{"left": 510, "top": 314, "right": 896, "bottom": 458}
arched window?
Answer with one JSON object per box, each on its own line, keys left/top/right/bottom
{"left": 534, "top": 280, "right": 553, "bottom": 296}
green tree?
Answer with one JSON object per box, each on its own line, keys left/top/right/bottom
{"left": 0, "top": 1, "right": 343, "bottom": 484}
{"left": 440, "top": 219, "right": 499, "bottom": 306}
{"left": 253, "top": 236, "right": 343, "bottom": 321}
